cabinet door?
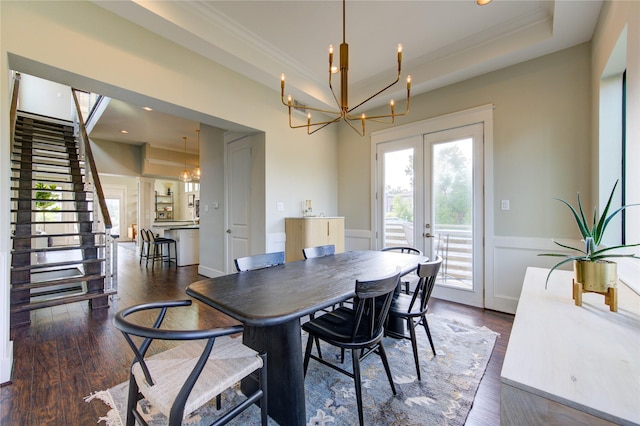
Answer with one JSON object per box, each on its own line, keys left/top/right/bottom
{"left": 285, "top": 219, "right": 305, "bottom": 262}
{"left": 328, "top": 218, "right": 345, "bottom": 253}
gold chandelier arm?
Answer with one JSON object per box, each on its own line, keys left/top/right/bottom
{"left": 346, "top": 94, "right": 411, "bottom": 123}
{"left": 288, "top": 107, "right": 343, "bottom": 132}
{"left": 348, "top": 71, "right": 401, "bottom": 114}
{"left": 342, "top": 116, "right": 364, "bottom": 136}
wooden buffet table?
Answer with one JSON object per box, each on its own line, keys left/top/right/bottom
{"left": 186, "top": 250, "right": 426, "bottom": 426}
{"left": 501, "top": 267, "right": 640, "bottom": 425}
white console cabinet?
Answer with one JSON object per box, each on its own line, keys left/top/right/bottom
{"left": 501, "top": 267, "right": 640, "bottom": 425}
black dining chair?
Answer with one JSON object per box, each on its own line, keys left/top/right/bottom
{"left": 234, "top": 251, "right": 285, "bottom": 272}
{"left": 302, "top": 244, "right": 337, "bottom": 357}
{"left": 302, "top": 244, "right": 335, "bottom": 259}
{"left": 113, "top": 299, "right": 268, "bottom": 426}
{"left": 386, "top": 256, "right": 442, "bottom": 381}
{"left": 380, "top": 246, "right": 424, "bottom": 294}
{"left": 302, "top": 269, "right": 401, "bottom": 426}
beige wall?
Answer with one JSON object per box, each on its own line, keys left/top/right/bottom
{"left": 339, "top": 43, "right": 592, "bottom": 239}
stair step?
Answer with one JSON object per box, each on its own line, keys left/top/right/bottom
{"left": 11, "top": 258, "right": 104, "bottom": 273}
{"left": 10, "top": 187, "right": 90, "bottom": 194}
{"left": 11, "top": 167, "right": 82, "bottom": 177}
{"left": 11, "top": 232, "right": 105, "bottom": 239}
{"left": 11, "top": 244, "right": 105, "bottom": 255}
{"left": 13, "top": 142, "right": 76, "bottom": 154}
{"left": 12, "top": 148, "right": 77, "bottom": 158}
{"left": 10, "top": 176, "right": 81, "bottom": 185}
{"left": 13, "top": 273, "right": 104, "bottom": 291}
{"left": 11, "top": 157, "right": 78, "bottom": 167}
{"left": 10, "top": 209, "right": 93, "bottom": 214}
{"left": 10, "top": 290, "right": 114, "bottom": 315}
{"left": 11, "top": 198, "right": 92, "bottom": 203}
{"left": 11, "top": 220, "right": 93, "bottom": 226}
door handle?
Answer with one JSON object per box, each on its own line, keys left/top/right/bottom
{"left": 226, "top": 229, "right": 232, "bottom": 234}
{"left": 423, "top": 233, "right": 435, "bottom": 238}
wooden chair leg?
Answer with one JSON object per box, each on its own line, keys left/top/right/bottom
{"left": 352, "top": 348, "right": 365, "bottom": 426}
{"left": 421, "top": 315, "right": 436, "bottom": 356}
{"left": 303, "top": 336, "right": 314, "bottom": 376}
{"left": 126, "top": 375, "right": 140, "bottom": 426}
{"left": 377, "top": 342, "right": 397, "bottom": 395}
{"left": 407, "top": 319, "right": 421, "bottom": 381}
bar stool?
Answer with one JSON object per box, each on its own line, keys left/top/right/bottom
{"left": 139, "top": 228, "right": 151, "bottom": 264}
{"left": 144, "top": 229, "right": 177, "bottom": 268}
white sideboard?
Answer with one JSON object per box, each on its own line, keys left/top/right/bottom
{"left": 501, "top": 267, "right": 640, "bottom": 425}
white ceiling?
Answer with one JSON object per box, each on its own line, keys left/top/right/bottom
{"left": 89, "top": 0, "right": 603, "bottom": 151}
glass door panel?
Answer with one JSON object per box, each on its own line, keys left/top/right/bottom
{"left": 432, "top": 138, "right": 473, "bottom": 290}
{"left": 376, "top": 136, "right": 423, "bottom": 250}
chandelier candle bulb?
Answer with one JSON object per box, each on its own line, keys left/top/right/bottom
{"left": 398, "top": 44, "right": 403, "bottom": 63}
{"left": 390, "top": 99, "right": 395, "bottom": 114}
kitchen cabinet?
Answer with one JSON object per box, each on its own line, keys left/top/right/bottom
{"left": 285, "top": 217, "right": 345, "bottom": 262}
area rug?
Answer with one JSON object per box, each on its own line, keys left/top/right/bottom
{"left": 86, "top": 314, "right": 498, "bottom": 426}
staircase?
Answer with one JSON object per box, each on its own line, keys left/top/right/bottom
{"left": 10, "top": 112, "right": 114, "bottom": 328}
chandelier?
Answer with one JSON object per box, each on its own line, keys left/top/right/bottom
{"left": 280, "top": 0, "right": 411, "bottom": 136}
{"left": 191, "top": 129, "right": 201, "bottom": 181}
{"left": 178, "top": 136, "right": 192, "bottom": 182}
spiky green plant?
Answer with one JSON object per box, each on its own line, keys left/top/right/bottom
{"left": 539, "top": 180, "right": 640, "bottom": 287}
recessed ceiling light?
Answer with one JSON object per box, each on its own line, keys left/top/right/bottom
{"left": 142, "top": 106, "right": 153, "bottom": 111}
{"left": 477, "top": 0, "right": 492, "bottom": 5}
{"left": 120, "top": 130, "right": 129, "bottom": 134}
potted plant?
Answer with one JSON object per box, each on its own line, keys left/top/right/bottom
{"left": 540, "top": 180, "right": 640, "bottom": 290}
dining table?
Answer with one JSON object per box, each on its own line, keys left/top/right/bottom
{"left": 186, "top": 249, "right": 426, "bottom": 426}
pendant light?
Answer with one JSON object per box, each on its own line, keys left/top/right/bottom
{"left": 191, "top": 129, "right": 201, "bottom": 181}
{"left": 178, "top": 136, "right": 192, "bottom": 182}
{"left": 280, "top": 0, "right": 411, "bottom": 136}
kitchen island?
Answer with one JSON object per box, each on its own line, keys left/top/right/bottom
{"left": 152, "top": 221, "right": 199, "bottom": 266}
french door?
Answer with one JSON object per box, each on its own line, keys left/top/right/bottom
{"left": 376, "top": 123, "right": 484, "bottom": 307}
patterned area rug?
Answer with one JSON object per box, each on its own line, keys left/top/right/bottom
{"left": 86, "top": 314, "right": 497, "bottom": 426}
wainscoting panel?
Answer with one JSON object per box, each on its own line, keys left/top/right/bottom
{"left": 487, "top": 237, "right": 576, "bottom": 314}
{"left": 345, "top": 229, "right": 374, "bottom": 251}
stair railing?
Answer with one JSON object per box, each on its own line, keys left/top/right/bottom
{"left": 10, "top": 72, "right": 21, "bottom": 154}
{"left": 71, "top": 88, "right": 118, "bottom": 295}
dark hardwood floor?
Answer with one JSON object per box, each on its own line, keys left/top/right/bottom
{"left": 1, "top": 242, "right": 514, "bottom": 425}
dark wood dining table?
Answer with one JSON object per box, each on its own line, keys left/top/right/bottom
{"left": 186, "top": 250, "right": 426, "bottom": 426}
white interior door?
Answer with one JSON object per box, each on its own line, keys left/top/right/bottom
{"left": 376, "top": 123, "right": 484, "bottom": 308}
{"left": 226, "top": 137, "right": 252, "bottom": 272}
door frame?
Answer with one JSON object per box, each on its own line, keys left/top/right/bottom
{"left": 371, "top": 104, "right": 494, "bottom": 308}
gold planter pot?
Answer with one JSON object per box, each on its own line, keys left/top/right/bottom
{"left": 574, "top": 260, "right": 617, "bottom": 293}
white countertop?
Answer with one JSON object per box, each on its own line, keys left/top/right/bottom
{"left": 501, "top": 267, "right": 640, "bottom": 425}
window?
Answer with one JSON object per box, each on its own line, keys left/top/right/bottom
{"left": 184, "top": 182, "right": 200, "bottom": 192}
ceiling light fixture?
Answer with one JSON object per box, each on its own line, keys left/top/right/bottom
{"left": 178, "top": 136, "right": 192, "bottom": 182}
{"left": 280, "top": 0, "right": 411, "bottom": 136}
{"left": 191, "top": 129, "right": 201, "bottom": 181}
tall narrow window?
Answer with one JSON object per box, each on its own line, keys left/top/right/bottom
{"left": 621, "top": 70, "right": 626, "bottom": 244}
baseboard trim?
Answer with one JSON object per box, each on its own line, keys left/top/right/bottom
{"left": 1, "top": 340, "right": 13, "bottom": 385}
